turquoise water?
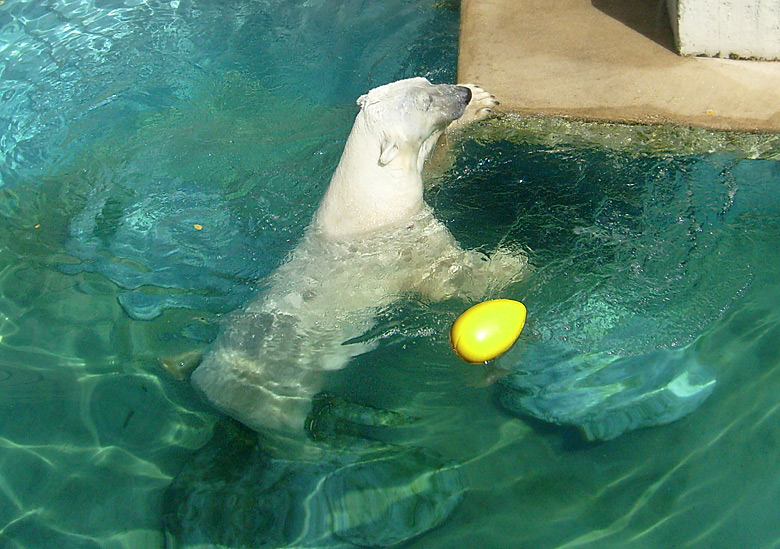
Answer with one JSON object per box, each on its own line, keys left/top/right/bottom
{"left": 1, "top": 1, "right": 780, "bottom": 547}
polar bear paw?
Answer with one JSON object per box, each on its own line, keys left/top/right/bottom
{"left": 484, "top": 248, "right": 528, "bottom": 287}
{"left": 417, "top": 247, "right": 528, "bottom": 303}
{"left": 460, "top": 248, "right": 527, "bottom": 299}
{"left": 451, "top": 84, "right": 498, "bottom": 129}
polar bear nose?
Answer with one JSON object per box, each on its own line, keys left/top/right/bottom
{"left": 455, "top": 85, "right": 472, "bottom": 105}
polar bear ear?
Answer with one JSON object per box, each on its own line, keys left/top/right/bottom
{"left": 378, "top": 135, "right": 400, "bottom": 166}
{"left": 357, "top": 94, "right": 369, "bottom": 109}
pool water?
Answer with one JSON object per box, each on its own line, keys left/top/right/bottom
{"left": 1, "top": 1, "right": 779, "bottom": 547}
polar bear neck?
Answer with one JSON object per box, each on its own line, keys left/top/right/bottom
{"left": 314, "top": 113, "right": 437, "bottom": 239}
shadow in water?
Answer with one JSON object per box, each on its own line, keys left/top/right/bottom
{"left": 163, "top": 396, "right": 465, "bottom": 548}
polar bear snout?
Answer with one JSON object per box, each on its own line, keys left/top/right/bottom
{"left": 455, "top": 85, "right": 472, "bottom": 106}
{"left": 418, "top": 84, "right": 471, "bottom": 127}
{"left": 435, "top": 84, "right": 472, "bottom": 122}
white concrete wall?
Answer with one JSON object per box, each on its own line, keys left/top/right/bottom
{"left": 667, "top": 0, "right": 780, "bottom": 60}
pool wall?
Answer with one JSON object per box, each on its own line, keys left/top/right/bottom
{"left": 459, "top": 0, "right": 780, "bottom": 132}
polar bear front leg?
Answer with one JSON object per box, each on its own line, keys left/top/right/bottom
{"left": 417, "top": 246, "right": 528, "bottom": 303}
{"left": 412, "top": 219, "right": 528, "bottom": 302}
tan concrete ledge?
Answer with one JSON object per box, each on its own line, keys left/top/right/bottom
{"left": 458, "top": 0, "right": 780, "bottom": 133}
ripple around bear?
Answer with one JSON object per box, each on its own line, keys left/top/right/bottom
{"left": 190, "top": 77, "right": 526, "bottom": 452}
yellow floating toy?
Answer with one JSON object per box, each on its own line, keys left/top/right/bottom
{"left": 450, "top": 299, "right": 527, "bottom": 363}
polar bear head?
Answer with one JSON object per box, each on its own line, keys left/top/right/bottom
{"left": 316, "top": 77, "right": 473, "bottom": 238}
{"left": 355, "top": 77, "right": 472, "bottom": 166}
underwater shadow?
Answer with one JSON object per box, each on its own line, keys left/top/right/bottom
{"left": 591, "top": 0, "right": 677, "bottom": 54}
{"left": 163, "top": 397, "right": 466, "bottom": 548}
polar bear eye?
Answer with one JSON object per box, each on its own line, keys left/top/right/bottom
{"left": 418, "top": 95, "right": 434, "bottom": 111}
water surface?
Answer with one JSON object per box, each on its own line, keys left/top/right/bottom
{"left": 1, "top": 1, "right": 779, "bottom": 547}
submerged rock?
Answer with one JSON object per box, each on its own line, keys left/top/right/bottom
{"left": 497, "top": 343, "right": 716, "bottom": 441}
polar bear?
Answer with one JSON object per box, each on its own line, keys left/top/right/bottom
{"left": 190, "top": 78, "right": 525, "bottom": 450}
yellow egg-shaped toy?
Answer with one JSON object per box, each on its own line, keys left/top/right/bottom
{"left": 450, "top": 299, "right": 527, "bottom": 363}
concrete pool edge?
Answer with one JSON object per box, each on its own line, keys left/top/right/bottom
{"left": 458, "top": 0, "right": 780, "bottom": 134}
{"left": 456, "top": 114, "right": 780, "bottom": 160}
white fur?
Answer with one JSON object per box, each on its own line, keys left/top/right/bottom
{"left": 191, "top": 78, "right": 521, "bottom": 450}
